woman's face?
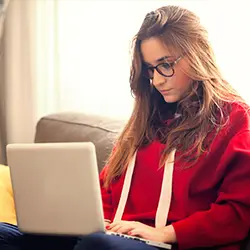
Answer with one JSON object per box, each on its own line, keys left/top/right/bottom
{"left": 141, "top": 37, "right": 193, "bottom": 103}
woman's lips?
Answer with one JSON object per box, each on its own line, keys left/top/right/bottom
{"left": 160, "top": 89, "right": 173, "bottom": 95}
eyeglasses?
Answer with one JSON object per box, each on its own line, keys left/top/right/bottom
{"left": 142, "top": 56, "right": 182, "bottom": 80}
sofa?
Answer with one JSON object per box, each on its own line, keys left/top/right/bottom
{"left": 34, "top": 112, "right": 126, "bottom": 172}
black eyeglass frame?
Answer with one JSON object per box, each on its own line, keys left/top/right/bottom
{"left": 143, "top": 55, "right": 182, "bottom": 79}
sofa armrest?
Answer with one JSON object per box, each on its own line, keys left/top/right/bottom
{"left": 34, "top": 112, "right": 125, "bottom": 172}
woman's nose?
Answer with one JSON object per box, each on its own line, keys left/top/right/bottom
{"left": 152, "top": 70, "right": 166, "bottom": 87}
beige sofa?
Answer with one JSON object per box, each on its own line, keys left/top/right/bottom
{"left": 34, "top": 112, "right": 126, "bottom": 172}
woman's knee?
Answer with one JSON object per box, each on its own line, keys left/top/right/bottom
{"left": 0, "top": 223, "right": 22, "bottom": 241}
{"left": 0, "top": 223, "right": 23, "bottom": 249}
{"left": 74, "top": 232, "right": 108, "bottom": 250}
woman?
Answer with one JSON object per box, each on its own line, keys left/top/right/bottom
{"left": 75, "top": 4, "right": 250, "bottom": 250}
{"left": 1, "top": 4, "right": 250, "bottom": 250}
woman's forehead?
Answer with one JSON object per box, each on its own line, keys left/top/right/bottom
{"left": 140, "top": 37, "right": 176, "bottom": 65}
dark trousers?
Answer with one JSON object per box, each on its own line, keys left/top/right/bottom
{"left": 77, "top": 232, "right": 160, "bottom": 250}
{"left": 0, "top": 222, "right": 77, "bottom": 250}
{"left": 0, "top": 222, "right": 160, "bottom": 250}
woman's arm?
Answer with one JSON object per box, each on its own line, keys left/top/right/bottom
{"left": 100, "top": 165, "right": 113, "bottom": 222}
{"left": 172, "top": 131, "right": 250, "bottom": 249}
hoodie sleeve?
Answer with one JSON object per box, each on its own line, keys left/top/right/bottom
{"left": 100, "top": 165, "right": 113, "bottom": 221}
{"left": 172, "top": 130, "right": 250, "bottom": 249}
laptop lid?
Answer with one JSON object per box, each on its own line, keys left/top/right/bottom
{"left": 7, "top": 142, "right": 105, "bottom": 236}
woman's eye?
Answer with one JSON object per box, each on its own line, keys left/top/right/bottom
{"left": 162, "top": 63, "right": 171, "bottom": 69}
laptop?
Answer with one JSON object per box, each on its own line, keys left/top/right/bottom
{"left": 7, "top": 142, "right": 171, "bottom": 249}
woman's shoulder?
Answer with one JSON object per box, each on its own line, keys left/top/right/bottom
{"left": 224, "top": 101, "right": 250, "bottom": 135}
{"left": 229, "top": 101, "right": 250, "bottom": 122}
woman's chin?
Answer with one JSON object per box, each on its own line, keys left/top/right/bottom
{"left": 163, "top": 95, "right": 180, "bottom": 103}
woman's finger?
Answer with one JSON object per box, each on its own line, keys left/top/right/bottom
{"left": 108, "top": 222, "right": 119, "bottom": 229}
{"left": 117, "top": 225, "right": 137, "bottom": 234}
{"left": 109, "top": 224, "right": 124, "bottom": 232}
{"left": 108, "top": 221, "right": 132, "bottom": 229}
{"left": 129, "top": 228, "right": 144, "bottom": 237}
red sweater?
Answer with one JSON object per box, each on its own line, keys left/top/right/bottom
{"left": 100, "top": 103, "right": 250, "bottom": 250}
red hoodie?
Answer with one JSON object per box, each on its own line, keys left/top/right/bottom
{"left": 100, "top": 102, "right": 250, "bottom": 250}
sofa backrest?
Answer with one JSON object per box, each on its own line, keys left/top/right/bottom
{"left": 34, "top": 112, "right": 126, "bottom": 172}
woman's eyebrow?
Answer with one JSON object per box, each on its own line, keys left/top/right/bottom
{"left": 156, "top": 55, "right": 171, "bottom": 62}
{"left": 143, "top": 55, "right": 173, "bottom": 66}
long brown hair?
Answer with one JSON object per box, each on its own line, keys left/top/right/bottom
{"left": 104, "top": 5, "right": 244, "bottom": 187}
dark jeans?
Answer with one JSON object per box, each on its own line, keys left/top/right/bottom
{"left": 77, "top": 232, "right": 161, "bottom": 250}
{"left": 0, "top": 222, "right": 161, "bottom": 250}
{"left": 0, "top": 223, "right": 77, "bottom": 250}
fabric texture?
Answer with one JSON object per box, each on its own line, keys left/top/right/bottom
{"left": 0, "top": 165, "right": 16, "bottom": 225}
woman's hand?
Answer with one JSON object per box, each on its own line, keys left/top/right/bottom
{"left": 107, "top": 220, "right": 141, "bottom": 235}
{"left": 129, "top": 224, "right": 177, "bottom": 244}
{"left": 104, "top": 221, "right": 110, "bottom": 227}
{"left": 107, "top": 221, "right": 177, "bottom": 244}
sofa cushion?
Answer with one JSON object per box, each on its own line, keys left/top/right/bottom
{"left": 0, "top": 165, "right": 17, "bottom": 225}
{"left": 34, "top": 112, "right": 125, "bottom": 171}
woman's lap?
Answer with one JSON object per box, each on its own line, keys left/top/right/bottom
{"left": 0, "top": 223, "right": 23, "bottom": 250}
{"left": 0, "top": 222, "right": 77, "bottom": 250}
{"left": 0, "top": 223, "right": 161, "bottom": 250}
{"left": 22, "top": 232, "right": 78, "bottom": 250}
{"left": 74, "top": 232, "right": 160, "bottom": 250}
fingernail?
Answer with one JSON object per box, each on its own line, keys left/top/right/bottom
{"left": 106, "top": 225, "right": 110, "bottom": 229}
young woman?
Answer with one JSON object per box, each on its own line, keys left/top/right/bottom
{"left": 74, "top": 4, "right": 250, "bottom": 250}
{"left": 1, "top": 4, "right": 250, "bottom": 250}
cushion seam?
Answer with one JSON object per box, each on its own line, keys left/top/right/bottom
{"left": 37, "top": 117, "right": 120, "bottom": 134}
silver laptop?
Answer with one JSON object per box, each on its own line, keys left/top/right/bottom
{"left": 7, "top": 142, "right": 171, "bottom": 249}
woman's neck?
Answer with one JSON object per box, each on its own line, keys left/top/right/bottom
{"left": 159, "top": 101, "right": 178, "bottom": 120}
